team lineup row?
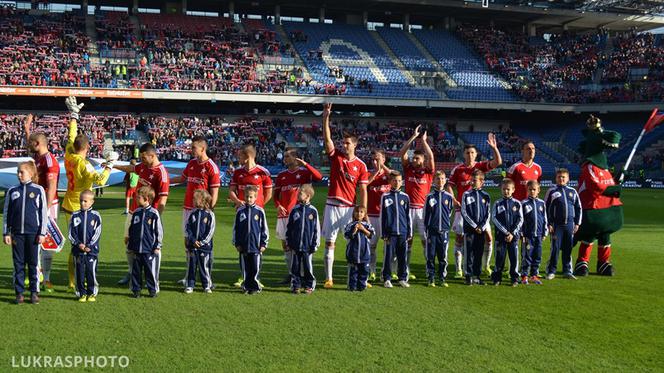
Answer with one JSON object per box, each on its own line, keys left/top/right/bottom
{"left": 4, "top": 98, "right": 617, "bottom": 303}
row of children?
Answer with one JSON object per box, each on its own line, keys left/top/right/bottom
{"left": 3, "top": 162, "right": 581, "bottom": 304}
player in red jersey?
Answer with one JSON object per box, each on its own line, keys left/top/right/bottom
{"left": 399, "top": 125, "right": 435, "bottom": 279}
{"left": 274, "top": 148, "right": 322, "bottom": 283}
{"left": 447, "top": 135, "right": 502, "bottom": 278}
{"left": 114, "top": 143, "right": 170, "bottom": 286}
{"left": 366, "top": 149, "right": 392, "bottom": 282}
{"left": 229, "top": 143, "right": 273, "bottom": 288}
{"left": 320, "top": 103, "right": 369, "bottom": 288}
{"left": 23, "top": 114, "right": 60, "bottom": 291}
{"left": 229, "top": 144, "right": 272, "bottom": 209}
{"left": 170, "top": 136, "right": 221, "bottom": 286}
{"left": 507, "top": 142, "right": 542, "bottom": 201}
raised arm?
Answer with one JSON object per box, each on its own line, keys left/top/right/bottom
{"left": 322, "top": 103, "right": 334, "bottom": 155}
{"left": 487, "top": 132, "right": 503, "bottom": 170}
{"left": 23, "top": 114, "right": 33, "bottom": 146}
{"left": 421, "top": 130, "right": 435, "bottom": 170}
{"left": 399, "top": 125, "right": 421, "bottom": 169}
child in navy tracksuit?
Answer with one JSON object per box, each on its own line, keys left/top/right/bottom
{"left": 545, "top": 169, "right": 582, "bottom": 280}
{"left": 286, "top": 185, "right": 320, "bottom": 294}
{"left": 520, "top": 180, "right": 547, "bottom": 284}
{"left": 461, "top": 170, "right": 491, "bottom": 285}
{"left": 344, "top": 206, "right": 375, "bottom": 291}
{"left": 3, "top": 162, "right": 47, "bottom": 304}
{"left": 69, "top": 190, "right": 102, "bottom": 302}
{"left": 184, "top": 189, "right": 216, "bottom": 294}
{"left": 491, "top": 178, "right": 523, "bottom": 286}
{"left": 233, "top": 186, "right": 268, "bottom": 294}
{"left": 127, "top": 186, "right": 163, "bottom": 298}
{"left": 381, "top": 171, "right": 412, "bottom": 288}
{"left": 423, "top": 171, "right": 454, "bottom": 287}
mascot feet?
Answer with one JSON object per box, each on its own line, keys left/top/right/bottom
{"left": 574, "top": 261, "right": 589, "bottom": 277}
{"left": 597, "top": 262, "right": 614, "bottom": 276}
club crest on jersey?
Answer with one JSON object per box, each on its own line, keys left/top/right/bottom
{"left": 444, "top": 199, "right": 449, "bottom": 206}
{"left": 29, "top": 192, "right": 35, "bottom": 199}
{"left": 384, "top": 198, "right": 394, "bottom": 207}
{"left": 512, "top": 206, "right": 518, "bottom": 211}
{"left": 539, "top": 206, "right": 543, "bottom": 211}
{"left": 203, "top": 217, "right": 208, "bottom": 224}
{"left": 308, "top": 214, "right": 314, "bottom": 220}
{"left": 73, "top": 217, "right": 81, "bottom": 227}
{"left": 254, "top": 214, "right": 259, "bottom": 221}
{"left": 568, "top": 192, "right": 573, "bottom": 198}
{"left": 400, "top": 200, "right": 404, "bottom": 206}
{"left": 239, "top": 213, "right": 246, "bottom": 222}
{"left": 482, "top": 199, "right": 486, "bottom": 204}
{"left": 147, "top": 218, "right": 152, "bottom": 225}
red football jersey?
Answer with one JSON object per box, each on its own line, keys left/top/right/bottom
{"left": 404, "top": 164, "right": 433, "bottom": 209}
{"left": 449, "top": 161, "right": 492, "bottom": 205}
{"left": 130, "top": 162, "right": 170, "bottom": 213}
{"left": 274, "top": 164, "right": 322, "bottom": 218}
{"left": 182, "top": 158, "right": 221, "bottom": 210}
{"left": 231, "top": 165, "right": 273, "bottom": 208}
{"left": 35, "top": 152, "right": 60, "bottom": 203}
{"left": 578, "top": 162, "right": 622, "bottom": 210}
{"left": 367, "top": 170, "right": 391, "bottom": 217}
{"left": 507, "top": 161, "right": 542, "bottom": 201}
{"left": 326, "top": 149, "right": 369, "bottom": 207}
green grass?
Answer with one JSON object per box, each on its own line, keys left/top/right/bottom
{"left": 1, "top": 186, "right": 663, "bottom": 371}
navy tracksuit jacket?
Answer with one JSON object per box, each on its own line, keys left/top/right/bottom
{"left": 461, "top": 188, "right": 491, "bottom": 277}
{"left": 286, "top": 203, "right": 320, "bottom": 290}
{"left": 521, "top": 197, "right": 548, "bottom": 276}
{"left": 423, "top": 189, "right": 454, "bottom": 281}
{"left": 69, "top": 208, "right": 102, "bottom": 296}
{"left": 491, "top": 197, "right": 523, "bottom": 283}
{"left": 3, "top": 181, "right": 48, "bottom": 294}
{"left": 185, "top": 209, "right": 216, "bottom": 290}
{"left": 344, "top": 220, "right": 374, "bottom": 291}
{"left": 233, "top": 203, "right": 269, "bottom": 292}
{"left": 380, "top": 189, "right": 412, "bottom": 282}
{"left": 545, "top": 185, "right": 582, "bottom": 275}
{"left": 127, "top": 206, "right": 163, "bottom": 293}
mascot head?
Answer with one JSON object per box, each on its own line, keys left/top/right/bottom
{"left": 578, "top": 115, "right": 621, "bottom": 169}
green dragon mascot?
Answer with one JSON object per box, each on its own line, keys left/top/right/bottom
{"left": 574, "top": 115, "right": 623, "bottom": 276}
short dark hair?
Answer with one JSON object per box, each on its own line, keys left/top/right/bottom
{"left": 556, "top": 168, "right": 569, "bottom": 176}
{"left": 371, "top": 149, "right": 385, "bottom": 158}
{"left": 413, "top": 150, "right": 425, "bottom": 157}
{"left": 192, "top": 136, "right": 208, "bottom": 147}
{"left": 472, "top": 169, "right": 485, "bottom": 180}
{"left": 343, "top": 132, "right": 358, "bottom": 144}
{"left": 464, "top": 144, "right": 477, "bottom": 151}
{"left": 389, "top": 170, "right": 402, "bottom": 180}
{"left": 139, "top": 143, "right": 156, "bottom": 154}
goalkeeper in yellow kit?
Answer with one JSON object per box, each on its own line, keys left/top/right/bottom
{"left": 62, "top": 96, "right": 113, "bottom": 291}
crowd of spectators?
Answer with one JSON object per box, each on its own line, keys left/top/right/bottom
{"left": 0, "top": 113, "right": 117, "bottom": 158}
{"left": 458, "top": 24, "right": 664, "bottom": 103}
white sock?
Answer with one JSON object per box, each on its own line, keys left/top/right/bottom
{"left": 483, "top": 242, "right": 493, "bottom": 270}
{"left": 369, "top": 245, "right": 377, "bottom": 274}
{"left": 41, "top": 250, "right": 54, "bottom": 281}
{"left": 284, "top": 251, "right": 294, "bottom": 275}
{"left": 455, "top": 244, "right": 463, "bottom": 273}
{"left": 324, "top": 248, "right": 334, "bottom": 281}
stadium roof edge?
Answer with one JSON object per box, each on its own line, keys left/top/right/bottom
{"left": 371, "top": 0, "right": 664, "bottom": 30}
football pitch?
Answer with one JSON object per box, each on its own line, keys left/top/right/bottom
{"left": 1, "top": 186, "right": 663, "bottom": 371}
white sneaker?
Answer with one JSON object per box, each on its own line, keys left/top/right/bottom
{"left": 204, "top": 288, "right": 212, "bottom": 294}
{"left": 546, "top": 273, "right": 555, "bottom": 280}
{"left": 184, "top": 287, "right": 193, "bottom": 294}
{"left": 384, "top": 280, "right": 393, "bottom": 288}
{"left": 398, "top": 280, "right": 410, "bottom": 288}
